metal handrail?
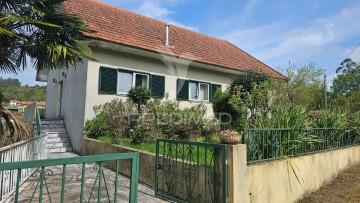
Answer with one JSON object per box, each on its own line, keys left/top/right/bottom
{"left": 0, "top": 152, "right": 140, "bottom": 203}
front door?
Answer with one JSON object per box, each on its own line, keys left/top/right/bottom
{"left": 56, "top": 81, "right": 63, "bottom": 118}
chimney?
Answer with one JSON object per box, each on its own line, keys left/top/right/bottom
{"left": 165, "top": 23, "right": 170, "bottom": 46}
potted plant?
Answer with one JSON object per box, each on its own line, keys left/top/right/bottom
{"left": 219, "top": 130, "right": 241, "bottom": 145}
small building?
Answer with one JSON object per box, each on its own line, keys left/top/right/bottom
{"left": 37, "top": 0, "right": 286, "bottom": 153}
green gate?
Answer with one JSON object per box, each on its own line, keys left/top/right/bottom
{"left": 0, "top": 153, "right": 139, "bottom": 203}
{"left": 155, "top": 139, "right": 227, "bottom": 203}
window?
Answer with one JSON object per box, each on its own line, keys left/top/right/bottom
{"left": 134, "top": 73, "right": 149, "bottom": 88}
{"left": 117, "top": 71, "right": 133, "bottom": 94}
{"left": 100, "top": 67, "right": 165, "bottom": 97}
{"left": 189, "top": 82, "right": 199, "bottom": 100}
{"left": 199, "top": 83, "right": 209, "bottom": 101}
{"left": 189, "top": 81, "right": 209, "bottom": 101}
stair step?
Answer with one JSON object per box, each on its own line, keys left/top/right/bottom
{"left": 47, "top": 142, "right": 72, "bottom": 148}
{"left": 47, "top": 137, "right": 70, "bottom": 143}
{"left": 41, "top": 120, "right": 64, "bottom": 125}
{"left": 41, "top": 119, "right": 73, "bottom": 153}
{"left": 42, "top": 128, "right": 67, "bottom": 133}
{"left": 48, "top": 148, "right": 73, "bottom": 153}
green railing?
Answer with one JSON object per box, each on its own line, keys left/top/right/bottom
{"left": 35, "top": 102, "right": 42, "bottom": 136}
{"left": 0, "top": 153, "right": 140, "bottom": 203}
{"left": 155, "top": 139, "right": 227, "bottom": 203}
{"left": 242, "top": 128, "right": 360, "bottom": 163}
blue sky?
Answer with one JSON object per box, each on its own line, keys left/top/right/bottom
{"left": 2, "top": 0, "right": 360, "bottom": 86}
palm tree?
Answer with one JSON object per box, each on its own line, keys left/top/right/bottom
{"left": 336, "top": 58, "right": 357, "bottom": 74}
{"left": 0, "top": 0, "right": 95, "bottom": 142}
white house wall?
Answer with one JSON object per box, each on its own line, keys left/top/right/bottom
{"left": 85, "top": 47, "right": 234, "bottom": 121}
{"left": 45, "top": 60, "right": 88, "bottom": 153}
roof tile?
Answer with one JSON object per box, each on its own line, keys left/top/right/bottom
{"left": 64, "top": 0, "right": 286, "bottom": 79}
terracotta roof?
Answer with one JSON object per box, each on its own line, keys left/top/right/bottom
{"left": 63, "top": 0, "right": 286, "bottom": 79}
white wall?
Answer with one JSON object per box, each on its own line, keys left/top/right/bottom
{"left": 45, "top": 46, "right": 236, "bottom": 153}
{"left": 245, "top": 146, "right": 360, "bottom": 202}
{"left": 45, "top": 60, "right": 88, "bottom": 153}
{"left": 85, "top": 47, "right": 234, "bottom": 120}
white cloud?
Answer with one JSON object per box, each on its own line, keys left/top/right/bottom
{"left": 241, "top": 0, "right": 262, "bottom": 21}
{"left": 137, "top": 1, "right": 172, "bottom": 19}
{"left": 135, "top": 0, "right": 198, "bottom": 31}
{"left": 219, "top": 3, "right": 360, "bottom": 69}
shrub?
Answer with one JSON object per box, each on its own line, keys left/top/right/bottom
{"left": 95, "top": 99, "right": 137, "bottom": 139}
{"left": 310, "top": 110, "right": 347, "bottom": 129}
{"left": 84, "top": 111, "right": 108, "bottom": 139}
{"left": 253, "top": 105, "right": 310, "bottom": 129}
{"left": 129, "top": 122, "right": 161, "bottom": 144}
{"left": 128, "top": 86, "right": 151, "bottom": 113}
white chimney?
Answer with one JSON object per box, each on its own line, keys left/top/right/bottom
{"left": 165, "top": 23, "right": 170, "bottom": 46}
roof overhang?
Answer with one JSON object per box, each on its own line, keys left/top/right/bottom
{"left": 86, "top": 39, "right": 245, "bottom": 76}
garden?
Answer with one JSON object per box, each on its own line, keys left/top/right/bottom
{"left": 84, "top": 63, "right": 360, "bottom": 160}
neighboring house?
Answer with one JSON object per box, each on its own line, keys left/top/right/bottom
{"left": 37, "top": 0, "right": 286, "bottom": 153}
{"left": 9, "top": 100, "right": 17, "bottom": 106}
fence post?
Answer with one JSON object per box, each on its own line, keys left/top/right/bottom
{"left": 227, "top": 144, "right": 247, "bottom": 203}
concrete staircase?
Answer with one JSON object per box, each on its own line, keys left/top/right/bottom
{"left": 41, "top": 120, "right": 73, "bottom": 153}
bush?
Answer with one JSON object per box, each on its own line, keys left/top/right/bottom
{"left": 128, "top": 86, "right": 151, "bottom": 113}
{"left": 310, "top": 110, "right": 347, "bottom": 129}
{"left": 129, "top": 122, "right": 160, "bottom": 144}
{"left": 84, "top": 112, "right": 108, "bottom": 139}
{"left": 253, "top": 105, "right": 310, "bottom": 129}
{"left": 94, "top": 99, "right": 137, "bottom": 139}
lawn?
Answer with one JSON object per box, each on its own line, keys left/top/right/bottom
{"left": 96, "top": 135, "right": 222, "bottom": 166}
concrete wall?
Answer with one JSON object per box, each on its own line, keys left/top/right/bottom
{"left": 45, "top": 61, "right": 88, "bottom": 153}
{"left": 245, "top": 146, "right": 360, "bottom": 203}
{"left": 84, "top": 47, "right": 234, "bottom": 120}
{"left": 23, "top": 103, "right": 35, "bottom": 123}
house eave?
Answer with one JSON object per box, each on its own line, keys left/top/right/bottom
{"left": 86, "top": 39, "right": 244, "bottom": 76}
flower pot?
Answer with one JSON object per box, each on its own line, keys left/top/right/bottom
{"left": 219, "top": 135, "right": 241, "bottom": 145}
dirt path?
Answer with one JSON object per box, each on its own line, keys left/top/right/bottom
{"left": 299, "top": 164, "right": 360, "bottom": 203}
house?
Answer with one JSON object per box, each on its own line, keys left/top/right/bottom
{"left": 37, "top": 0, "right": 286, "bottom": 153}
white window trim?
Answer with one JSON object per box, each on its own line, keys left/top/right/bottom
{"left": 117, "top": 71, "right": 133, "bottom": 95}
{"left": 199, "top": 83, "right": 210, "bottom": 102}
{"left": 116, "top": 71, "right": 150, "bottom": 95}
{"left": 133, "top": 73, "right": 150, "bottom": 88}
{"left": 188, "top": 81, "right": 210, "bottom": 102}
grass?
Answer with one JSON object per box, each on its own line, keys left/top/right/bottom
{"left": 97, "top": 136, "right": 157, "bottom": 153}
{"left": 96, "top": 135, "right": 222, "bottom": 165}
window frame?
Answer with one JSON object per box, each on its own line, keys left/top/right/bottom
{"left": 199, "top": 82, "right": 210, "bottom": 102}
{"left": 133, "top": 72, "right": 150, "bottom": 88}
{"left": 116, "top": 70, "right": 133, "bottom": 95}
{"left": 188, "top": 81, "right": 210, "bottom": 102}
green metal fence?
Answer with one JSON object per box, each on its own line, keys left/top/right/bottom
{"left": 35, "top": 102, "right": 42, "bottom": 136}
{"left": 0, "top": 153, "right": 140, "bottom": 203}
{"left": 242, "top": 128, "right": 360, "bottom": 163}
{"left": 155, "top": 139, "right": 227, "bottom": 203}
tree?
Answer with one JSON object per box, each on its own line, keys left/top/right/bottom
{"left": 336, "top": 58, "right": 357, "bottom": 74}
{"left": 331, "top": 65, "right": 360, "bottom": 112}
{"left": 332, "top": 65, "right": 360, "bottom": 96}
{"left": 1, "top": 0, "right": 94, "bottom": 73}
{"left": 128, "top": 86, "right": 152, "bottom": 113}
{"left": 1, "top": 0, "right": 94, "bottom": 143}
{"left": 283, "top": 64, "right": 324, "bottom": 109}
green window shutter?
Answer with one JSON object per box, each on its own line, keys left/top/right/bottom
{"left": 210, "top": 84, "right": 222, "bottom": 102}
{"left": 150, "top": 74, "right": 165, "bottom": 98}
{"left": 176, "top": 79, "right": 189, "bottom": 100}
{"left": 98, "top": 67, "right": 117, "bottom": 94}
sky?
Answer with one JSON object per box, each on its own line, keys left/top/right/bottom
{"left": 1, "top": 0, "right": 360, "bottom": 86}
